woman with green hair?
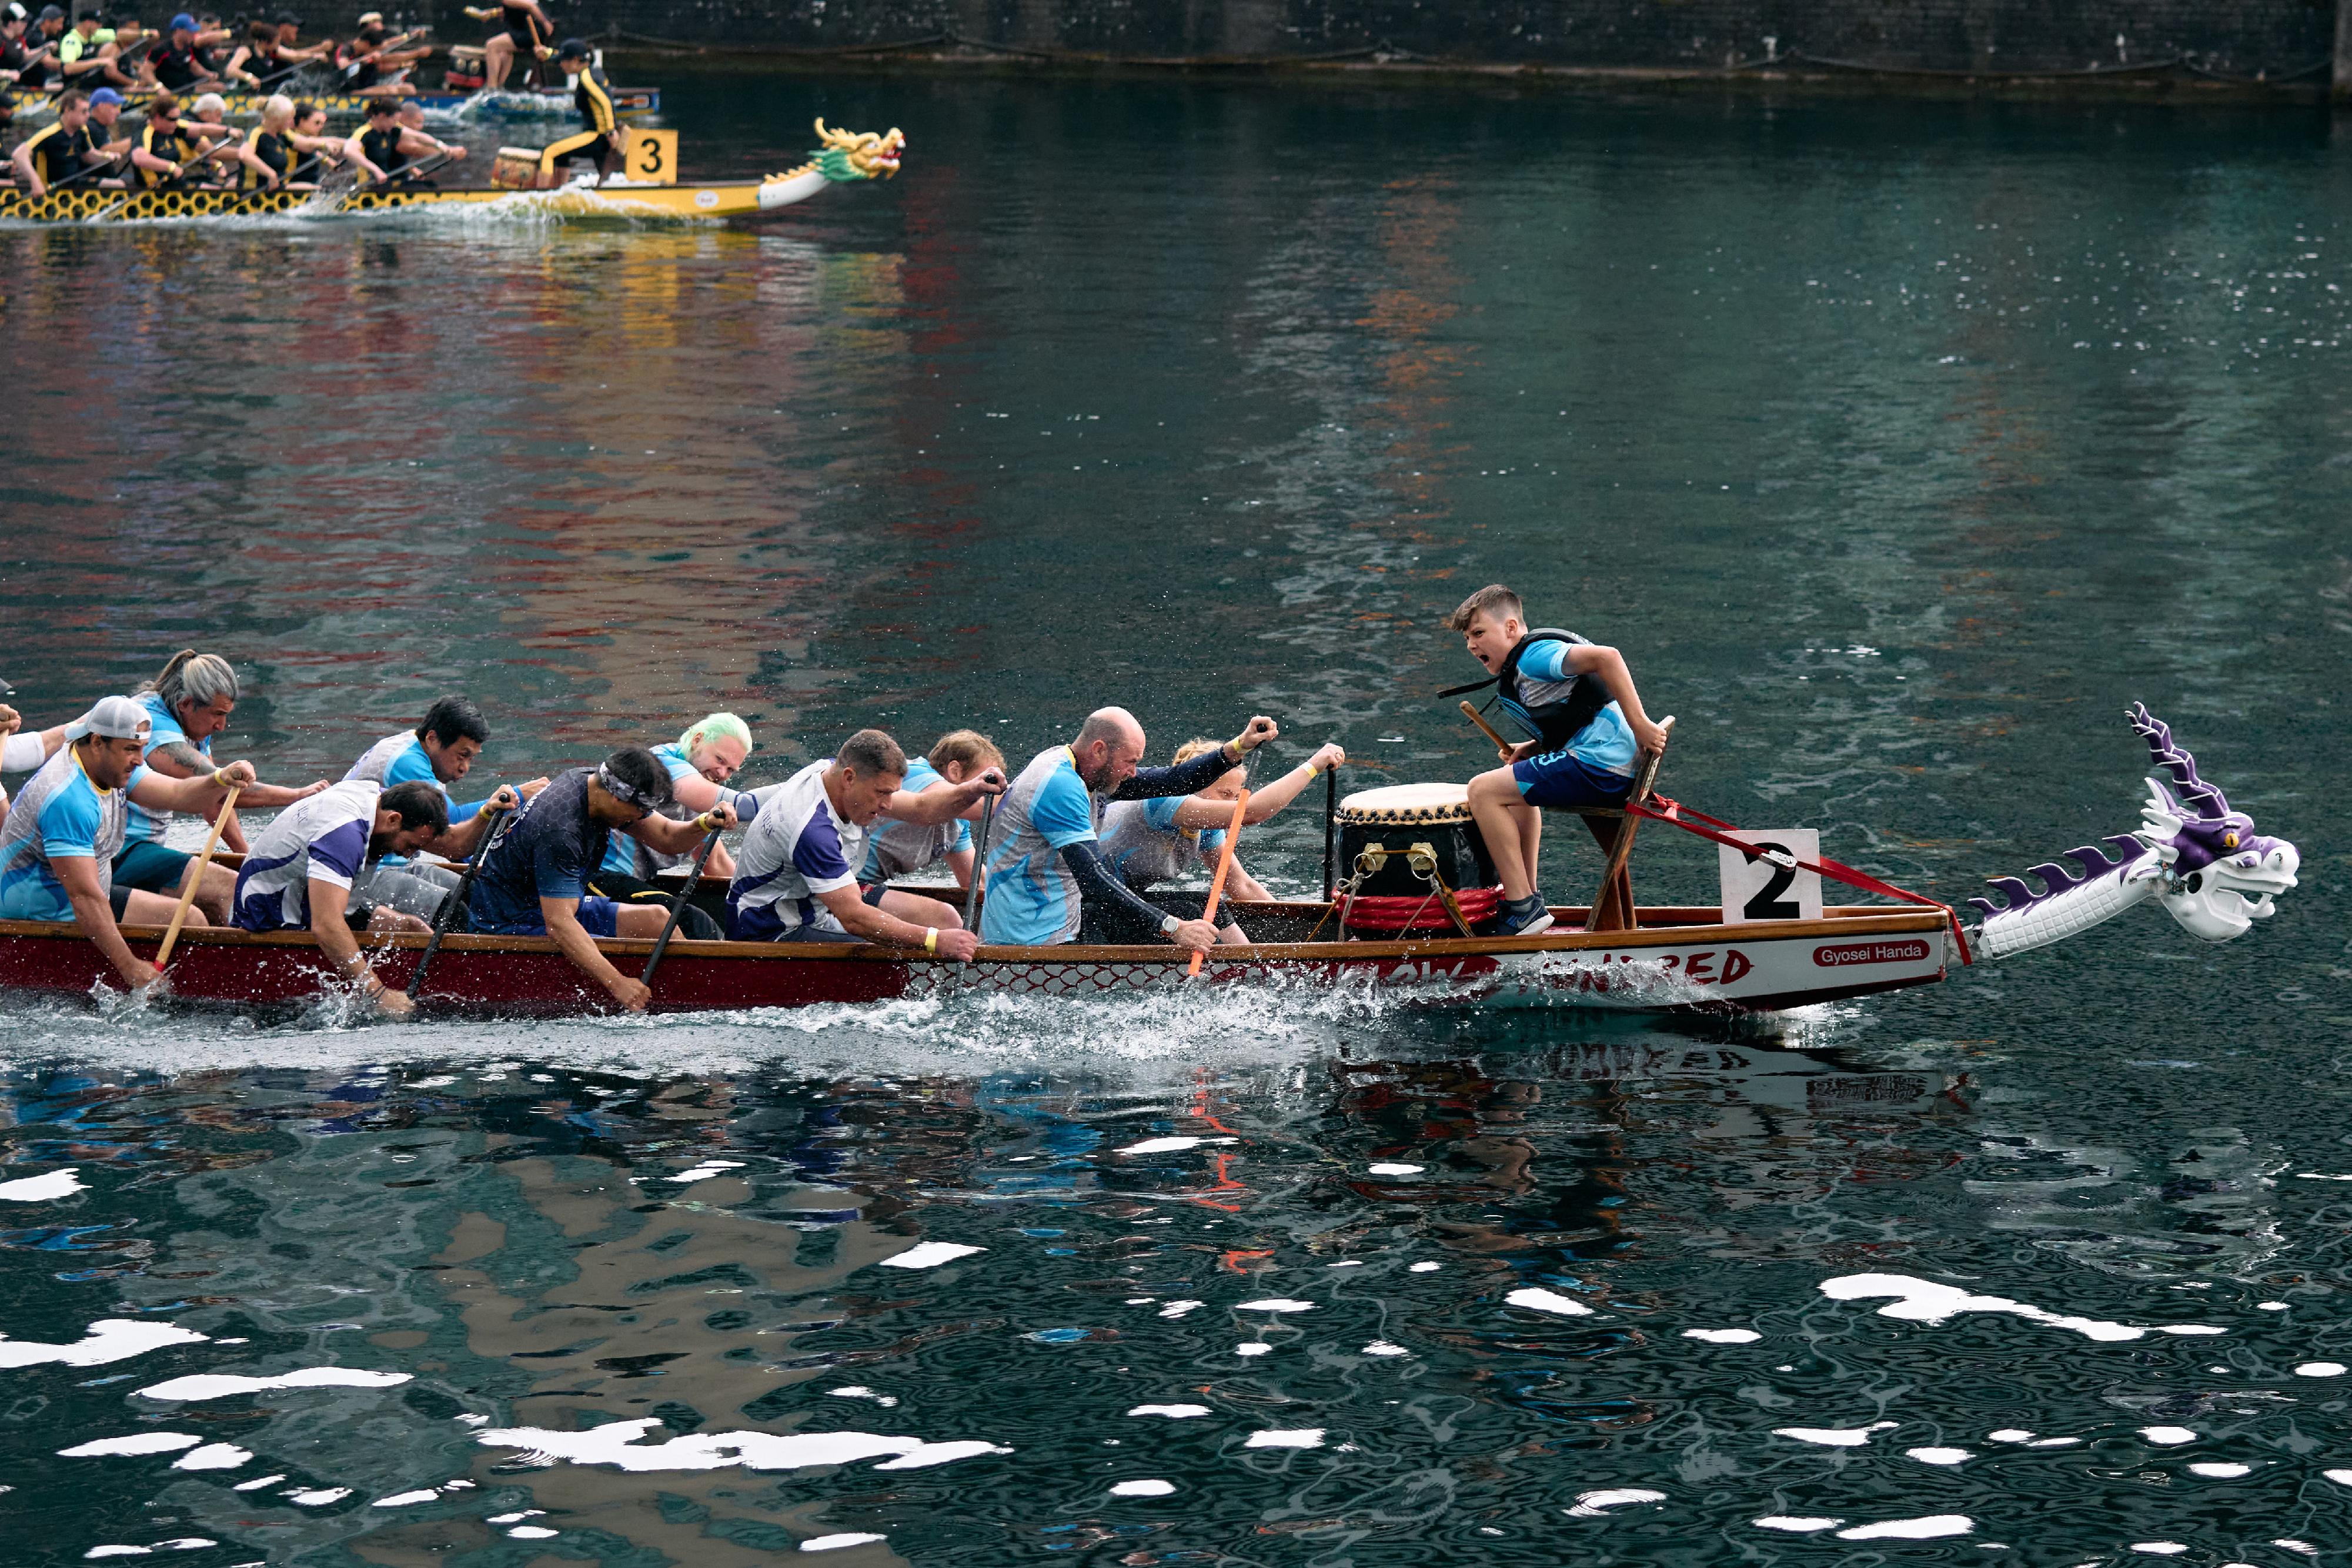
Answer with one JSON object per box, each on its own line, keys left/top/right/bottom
{"left": 589, "top": 713, "right": 757, "bottom": 899}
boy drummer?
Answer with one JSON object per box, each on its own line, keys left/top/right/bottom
{"left": 1445, "top": 584, "right": 1669, "bottom": 937}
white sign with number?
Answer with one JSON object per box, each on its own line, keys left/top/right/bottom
{"left": 1718, "top": 829, "right": 1823, "bottom": 924}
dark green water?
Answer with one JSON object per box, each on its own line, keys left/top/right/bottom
{"left": 0, "top": 73, "right": 2347, "bottom": 1565}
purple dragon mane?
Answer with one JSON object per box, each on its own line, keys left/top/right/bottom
{"left": 2125, "top": 700, "right": 2255, "bottom": 875}
{"left": 1966, "top": 834, "right": 2147, "bottom": 922}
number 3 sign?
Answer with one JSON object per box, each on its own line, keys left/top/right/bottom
{"left": 1718, "top": 829, "right": 1823, "bottom": 924}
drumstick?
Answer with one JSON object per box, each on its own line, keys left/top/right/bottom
{"left": 1459, "top": 700, "right": 1513, "bottom": 754}
{"left": 1187, "top": 790, "right": 1250, "bottom": 979}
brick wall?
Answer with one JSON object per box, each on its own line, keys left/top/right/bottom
{"left": 355, "top": 0, "right": 2336, "bottom": 76}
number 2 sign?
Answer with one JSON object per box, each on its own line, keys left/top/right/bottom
{"left": 1718, "top": 829, "right": 1823, "bottom": 924}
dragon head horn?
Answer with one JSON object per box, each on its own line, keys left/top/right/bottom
{"left": 2127, "top": 702, "right": 2230, "bottom": 822}
{"left": 813, "top": 118, "right": 868, "bottom": 152}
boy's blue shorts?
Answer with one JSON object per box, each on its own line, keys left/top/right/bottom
{"left": 1511, "top": 748, "right": 1633, "bottom": 811}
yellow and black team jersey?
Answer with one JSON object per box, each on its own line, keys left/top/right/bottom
{"left": 573, "top": 62, "right": 616, "bottom": 135}
{"left": 138, "top": 121, "right": 203, "bottom": 187}
{"left": 18, "top": 121, "right": 92, "bottom": 186}
{"left": 359, "top": 123, "right": 404, "bottom": 179}
{"left": 241, "top": 128, "right": 292, "bottom": 188}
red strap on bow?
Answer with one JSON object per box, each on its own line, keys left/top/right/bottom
{"left": 1631, "top": 793, "right": 1973, "bottom": 967}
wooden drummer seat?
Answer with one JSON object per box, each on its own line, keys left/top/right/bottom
{"left": 1549, "top": 715, "right": 1674, "bottom": 934}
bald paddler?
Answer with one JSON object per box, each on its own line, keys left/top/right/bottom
{"left": 536, "top": 38, "right": 617, "bottom": 187}
{"left": 230, "top": 778, "right": 445, "bottom": 1017}
{"left": 726, "top": 728, "right": 1003, "bottom": 958}
{"left": 467, "top": 748, "right": 740, "bottom": 1012}
{"left": 978, "top": 709, "right": 1280, "bottom": 951}
{"left": 0, "top": 696, "right": 257, "bottom": 995}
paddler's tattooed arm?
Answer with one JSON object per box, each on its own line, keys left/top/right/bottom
{"left": 144, "top": 739, "right": 211, "bottom": 778}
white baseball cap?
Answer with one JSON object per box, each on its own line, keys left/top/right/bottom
{"left": 66, "top": 696, "right": 153, "bottom": 743}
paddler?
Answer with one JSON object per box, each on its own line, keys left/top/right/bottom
{"left": 337, "top": 21, "right": 425, "bottom": 96}
{"left": 536, "top": 38, "right": 617, "bottom": 188}
{"left": 856, "top": 730, "right": 1005, "bottom": 923}
{"left": 1097, "top": 735, "right": 1347, "bottom": 945}
{"left": 468, "top": 748, "right": 741, "bottom": 1013}
{"left": 977, "top": 709, "right": 1281, "bottom": 951}
{"left": 141, "top": 13, "right": 219, "bottom": 92}
{"left": 287, "top": 97, "right": 377, "bottom": 182}
{"left": 9, "top": 85, "right": 94, "bottom": 198}
{"left": 223, "top": 15, "right": 328, "bottom": 88}
{"left": 13, "top": 5, "right": 66, "bottom": 93}
{"left": 344, "top": 696, "right": 540, "bottom": 920}
{"left": 129, "top": 90, "right": 231, "bottom": 188}
{"left": 589, "top": 713, "right": 759, "bottom": 901}
{"left": 724, "top": 729, "right": 1003, "bottom": 958}
{"left": 390, "top": 98, "right": 463, "bottom": 179}
{"left": 0, "top": 696, "right": 257, "bottom": 995}
{"left": 230, "top": 777, "right": 446, "bottom": 1018}
{"left": 0, "top": 6, "right": 42, "bottom": 89}
{"left": 119, "top": 650, "right": 328, "bottom": 922}
{"left": 1444, "top": 583, "right": 1671, "bottom": 938}
{"left": 56, "top": 12, "right": 127, "bottom": 92}
{"left": 470, "top": 0, "right": 552, "bottom": 95}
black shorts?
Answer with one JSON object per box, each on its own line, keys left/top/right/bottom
{"left": 108, "top": 882, "right": 132, "bottom": 921}
{"left": 857, "top": 881, "right": 889, "bottom": 907}
{"left": 502, "top": 14, "right": 539, "bottom": 48}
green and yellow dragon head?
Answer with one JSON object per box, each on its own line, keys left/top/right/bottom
{"left": 810, "top": 119, "right": 905, "bottom": 183}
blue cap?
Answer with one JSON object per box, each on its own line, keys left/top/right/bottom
{"left": 88, "top": 85, "right": 123, "bottom": 105}
{"left": 168, "top": 10, "right": 194, "bottom": 28}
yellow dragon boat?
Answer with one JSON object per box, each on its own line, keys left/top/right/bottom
{"left": 0, "top": 121, "right": 900, "bottom": 225}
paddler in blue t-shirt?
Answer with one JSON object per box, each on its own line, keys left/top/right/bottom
{"left": 343, "top": 695, "right": 543, "bottom": 921}
{"left": 1446, "top": 583, "right": 1670, "bottom": 938}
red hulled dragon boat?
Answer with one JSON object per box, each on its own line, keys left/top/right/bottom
{"left": 0, "top": 706, "right": 2298, "bottom": 1018}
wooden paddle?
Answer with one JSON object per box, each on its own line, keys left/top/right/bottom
{"left": 404, "top": 803, "right": 508, "bottom": 1002}
{"left": 151, "top": 785, "right": 239, "bottom": 972}
{"left": 1459, "top": 699, "right": 1514, "bottom": 756}
{"left": 639, "top": 827, "right": 722, "bottom": 989}
{"left": 1186, "top": 790, "right": 1250, "bottom": 978}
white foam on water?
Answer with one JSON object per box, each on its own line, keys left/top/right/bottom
{"left": 58, "top": 1433, "right": 202, "bottom": 1457}
{"left": 877, "top": 1242, "right": 984, "bottom": 1271}
{"left": 1773, "top": 1422, "right": 1896, "bottom": 1447}
{"left": 170, "top": 1444, "right": 252, "bottom": 1470}
{"left": 1835, "top": 1516, "right": 1973, "bottom": 1541}
{"left": 2259, "top": 1302, "right": 2291, "bottom": 1310}
{"left": 1127, "top": 1405, "right": 1210, "bottom": 1419}
{"left": 230, "top": 1475, "right": 285, "bottom": 1491}
{"left": 486, "top": 1512, "right": 542, "bottom": 1523}
{"left": 1118, "top": 1136, "right": 1236, "bottom": 1155}
{"left": 2276, "top": 1541, "right": 2320, "bottom": 1556}
{"left": 1409, "top": 1262, "right": 1442, "bottom": 1273}
{"left": 1157, "top": 1300, "right": 1203, "bottom": 1319}
{"left": 668, "top": 1162, "right": 746, "bottom": 1183}
{"left": 1820, "top": 1273, "right": 2224, "bottom": 1342}
{"left": 1505, "top": 1287, "right": 1592, "bottom": 1317}
{"left": 1753, "top": 1517, "right": 1842, "bottom": 1533}
{"left": 1906, "top": 1447, "right": 1972, "bottom": 1465}
{"left": 0, "top": 1319, "right": 208, "bottom": 1369}
{"left": 2323, "top": 1469, "right": 2352, "bottom": 1486}
{"left": 1235, "top": 1343, "right": 1272, "bottom": 1357}
{"left": 84, "top": 1549, "right": 150, "bottom": 1559}
{"left": 285, "top": 1488, "right": 352, "bottom": 1506}
{"left": 135, "top": 1368, "right": 411, "bottom": 1401}
{"left": 2027, "top": 1437, "right": 2082, "bottom": 1447}
{"left": 2189, "top": 1462, "right": 2253, "bottom": 1478}
{"left": 1987, "top": 1429, "right": 2034, "bottom": 1442}
{"left": 1566, "top": 1487, "right": 1665, "bottom": 1516}
{"left": 1362, "top": 1342, "right": 1408, "bottom": 1357}
{"left": 0, "top": 1168, "right": 83, "bottom": 1201}
{"left": 802, "top": 1535, "right": 886, "bottom": 1553}
{"left": 1234, "top": 1299, "right": 1314, "bottom": 1313}
{"left": 372, "top": 1490, "right": 441, "bottom": 1507}
{"left": 150, "top": 1544, "right": 212, "bottom": 1552}
{"left": 1244, "top": 1429, "right": 1324, "bottom": 1449}
{"left": 1682, "top": 1329, "right": 1760, "bottom": 1344}
{"left": 1108, "top": 1479, "right": 1175, "bottom": 1496}
{"left": 2296, "top": 1362, "right": 2347, "bottom": 1377}
{"left": 2140, "top": 1426, "right": 2197, "bottom": 1445}
{"left": 2130, "top": 1546, "right": 2188, "bottom": 1557}
{"left": 508, "top": 1527, "right": 557, "bottom": 1539}
{"left": 475, "top": 1420, "right": 1009, "bottom": 1473}
{"left": 1367, "top": 1163, "right": 1422, "bottom": 1175}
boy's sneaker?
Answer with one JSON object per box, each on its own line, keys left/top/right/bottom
{"left": 1493, "top": 894, "right": 1555, "bottom": 938}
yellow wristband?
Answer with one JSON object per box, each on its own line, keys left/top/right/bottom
{"left": 1301, "top": 765, "right": 1319, "bottom": 782}
{"left": 694, "top": 812, "right": 714, "bottom": 833}
{"left": 924, "top": 927, "right": 938, "bottom": 954}
{"left": 211, "top": 768, "right": 229, "bottom": 786}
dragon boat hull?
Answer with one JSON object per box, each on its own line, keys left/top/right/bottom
{"left": 0, "top": 904, "right": 1951, "bottom": 1018}
{"left": 0, "top": 166, "right": 837, "bottom": 224}
{"left": 2, "top": 85, "right": 658, "bottom": 122}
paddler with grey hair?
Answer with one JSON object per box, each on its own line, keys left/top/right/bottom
{"left": 466, "top": 747, "right": 741, "bottom": 1013}
{"left": 0, "top": 696, "right": 257, "bottom": 995}
{"left": 978, "top": 708, "right": 1281, "bottom": 951}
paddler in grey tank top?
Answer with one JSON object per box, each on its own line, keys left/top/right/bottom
{"left": 1095, "top": 735, "right": 1347, "bottom": 946}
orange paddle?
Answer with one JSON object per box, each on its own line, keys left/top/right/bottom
{"left": 1187, "top": 790, "right": 1250, "bottom": 978}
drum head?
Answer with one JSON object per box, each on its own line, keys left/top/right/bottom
{"left": 1337, "top": 781, "right": 1473, "bottom": 823}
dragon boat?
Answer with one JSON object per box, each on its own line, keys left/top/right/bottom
{"left": 0, "top": 121, "right": 901, "bottom": 225}
{"left": 0, "top": 706, "right": 2300, "bottom": 1019}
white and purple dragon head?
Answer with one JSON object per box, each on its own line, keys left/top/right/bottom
{"left": 1969, "top": 704, "right": 2298, "bottom": 961}
{"left": 2129, "top": 703, "right": 2299, "bottom": 941}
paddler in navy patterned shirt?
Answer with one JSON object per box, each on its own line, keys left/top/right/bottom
{"left": 1446, "top": 583, "right": 1670, "bottom": 938}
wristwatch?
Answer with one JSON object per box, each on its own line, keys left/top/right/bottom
{"left": 1160, "top": 914, "right": 1181, "bottom": 937}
